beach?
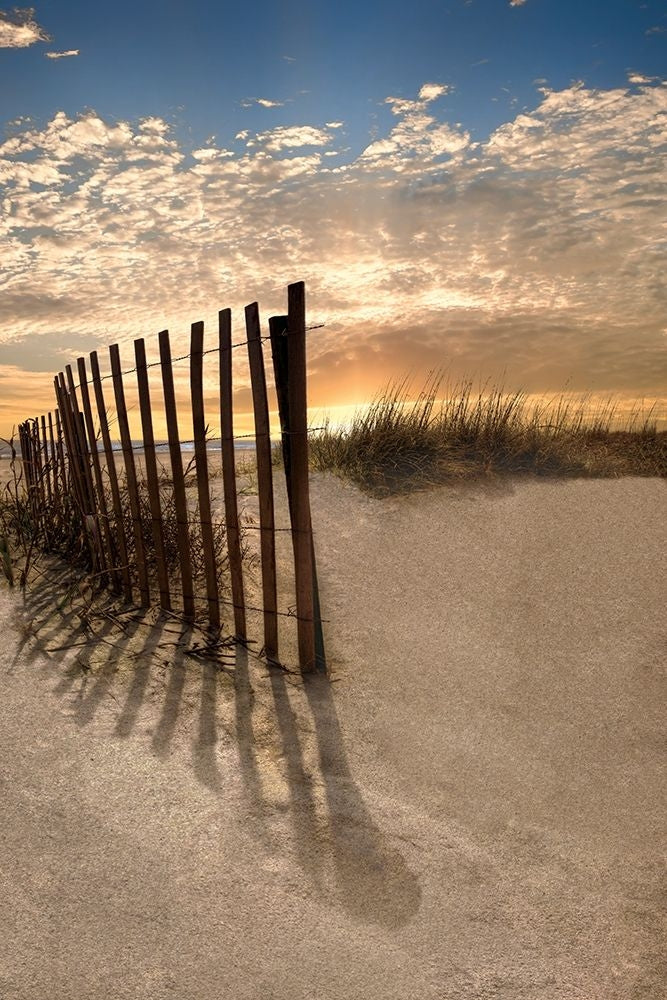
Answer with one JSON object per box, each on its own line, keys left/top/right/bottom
{"left": 0, "top": 473, "right": 665, "bottom": 999}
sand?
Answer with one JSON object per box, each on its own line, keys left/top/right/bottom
{"left": 0, "top": 474, "right": 665, "bottom": 999}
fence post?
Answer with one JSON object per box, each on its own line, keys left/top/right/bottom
{"left": 47, "top": 411, "right": 61, "bottom": 515}
{"left": 109, "top": 344, "right": 150, "bottom": 607}
{"left": 158, "top": 329, "right": 195, "bottom": 622}
{"left": 54, "top": 375, "right": 88, "bottom": 528}
{"left": 65, "top": 365, "right": 98, "bottom": 520}
{"left": 54, "top": 409, "right": 67, "bottom": 500}
{"left": 89, "top": 352, "right": 133, "bottom": 603}
{"left": 269, "top": 313, "right": 326, "bottom": 674}
{"left": 66, "top": 364, "right": 108, "bottom": 582}
{"left": 219, "top": 308, "right": 246, "bottom": 639}
{"left": 245, "top": 301, "right": 278, "bottom": 662}
{"left": 77, "top": 357, "right": 118, "bottom": 592}
{"left": 40, "top": 415, "right": 53, "bottom": 508}
{"left": 285, "top": 282, "right": 315, "bottom": 673}
{"left": 190, "top": 321, "right": 220, "bottom": 629}
{"left": 134, "top": 339, "right": 172, "bottom": 611}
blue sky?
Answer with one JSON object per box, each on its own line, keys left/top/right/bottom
{"left": 3, "top": 1, "right": 665, "bottom": 150}
{"left": 0, "top": 1, "right": 665, "bottom": 432}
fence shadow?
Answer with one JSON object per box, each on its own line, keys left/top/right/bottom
{"left": 11, "top": 568, "right": 421, "bottom": 931}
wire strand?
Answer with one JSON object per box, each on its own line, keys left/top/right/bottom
{"left": 69, "top": 323, "right": 324, "bottom": 392}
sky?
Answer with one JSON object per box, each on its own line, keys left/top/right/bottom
{"left": 0, "top": 0, "right": 666, "bottom": 437}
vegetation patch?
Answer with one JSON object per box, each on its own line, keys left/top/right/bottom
{"left": 304, "top": 375, "right": 666, "bottom": 495}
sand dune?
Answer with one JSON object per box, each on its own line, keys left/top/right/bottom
{"left": 0, "top": 474, "right": 665, "bottom": 999}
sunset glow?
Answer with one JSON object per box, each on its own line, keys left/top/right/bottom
{"left": 1, "top": 1, "right": 665, "bottom": 439}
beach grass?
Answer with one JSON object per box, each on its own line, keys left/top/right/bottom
{"left": 304, "top": 375, "right": 666, "bottom": 494}
{"left": 0, "top": 441, "right": 256, "bottom": 604}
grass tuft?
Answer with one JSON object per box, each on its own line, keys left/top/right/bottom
{"left": 306, "top": 375, "right": 666, "bottom": 494}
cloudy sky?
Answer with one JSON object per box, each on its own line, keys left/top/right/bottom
{"left": 0, "top": 0, "right": 665, "bottom": 436}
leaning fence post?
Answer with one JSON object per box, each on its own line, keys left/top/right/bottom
{"left": 66, "top": 364, "right": 106, "bottom": 581}
{"left": 55, "top": 374, "right": 88, "bottom": 526}
{"left": 245, "top": 301, "right": 279, "bottom": 663}
{"left": 47, "top": 411, "right": 61, "bottom": 514}
{"left": 158, "top": 329, "right": 195, "bottom": 622}
{"left": 134, "top": 338, "right": 172, "bottom": 611}
{"left": 89, "top": 352, "right": 133, "bottom": 602}
{"left": 40, "top": 415, "right": 53, "bottom": 508}
{"left": 109, "top": 344, "right": 150, "bottom": 608}
{"left": 54, "top": 409, "right": 67, "bottom": 500}
{"left": 219, "top": 308, "right": 246, "bottom": 639}
{"left": 190, "top": 321, "right": 220, "bottom": 629}
{"left": 285, "top": 282, "right": 315, "bottom": 673}
{"left": 77, "top": 357, "right": 118, "bottom": 592}
{"left": 269, "top": 312, "right": 326, "bottom": 674}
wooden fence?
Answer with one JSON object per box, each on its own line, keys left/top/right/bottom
{"left": 16, "top": 281, "right": 323, "bottom": 674}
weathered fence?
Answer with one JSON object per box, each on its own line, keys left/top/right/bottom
{"left": 16, "top": 281, "right": 323, "bottom": 673}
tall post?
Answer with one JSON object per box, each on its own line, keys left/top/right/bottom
{"left": 286, "top": 282, "right": 315, "bottom": 672}
{"left": 134, "top": 339, "right": 172, "bottom": 611}
{"left": 159, "top": 329, "right": 195, "bottom": 622}
{"left": 269, "top": 313, "right": 326, "bottom": 674}
{"left": 219, "top": 308, "right": 246, "bottom": 639}
{"left": 109, "top": 344, "right": 150, "bottom": 607}
{"left": 245, "top": 301, "right": 278, "bottom": 662}
{"left": 190, "top": 321, "right": 220, "bottom": 629}
{"left": 89, "top": 352, "right": 133, "bottom": 602}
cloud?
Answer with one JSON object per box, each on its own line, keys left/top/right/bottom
{"left": 509, "top": 0, "right": 527, "bottom": 6}
{"left": 645, "top": 25, "right": 666, "bottom": 35}
{"left": 45, "top": 48, "right": 79, "bottom": 59}
{"left": 0, "top": 80, "right": 666, "bottom": 433}
{"left": 241, "top": 97, "right": 285, "bottom": 108}
{"left": 251, "top": 124, "right": 332, "bottom": 152}
{"left": 417, "top": 83, "right": 450, "bottom": 102}
{"left": 363, "top": 87, "right": 469, "bottom": 165}
{"left": 627, "top": 72, "right": 659, "bottom": 84}
{"left": 0, "top": 6, "right": 50, "bottom": 47}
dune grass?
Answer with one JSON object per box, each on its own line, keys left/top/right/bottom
{"left": 306, "top": 375, "right": 666, "bottom": 495}
{"left": 0, "top": 439, "right": 255, "bottom": 606}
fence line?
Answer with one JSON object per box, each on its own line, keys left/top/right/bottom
{"left": 69, "top": 323, "right": 324, "bottom": 392}
{"left": 16, "top": 280, "right": 323, "bottom": 674}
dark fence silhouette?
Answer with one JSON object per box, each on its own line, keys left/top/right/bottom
{"left": 16, "top": 281, "right": 324, "bottom": 674}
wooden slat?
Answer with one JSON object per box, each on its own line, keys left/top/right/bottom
{"left": 40, "top": 415, "right": 53, "bottom": 506}
{"left": 134, "top": 338, "right": 171, "bottom": 611}
{"left": 77, "top": 357, "right": 118, "bottom": 591}
{"left": 269, "top": 316, "right": 292, "bottom": 498}
{"left": 17, "top": 424, "right": 27, "bottom": 488}
{"left": 35, "top": 418, "right": 49, "bottom": 539}
{"left": 286, "top": 282, "right": 315, "bottom": 672}
{"left": 245, "top": 301, "right": 278, "bottom": 661}
{"left": 89, "top": 352, "right": 133, "bottom": 602}
{"left": 190, "top": 321, "right": 220, "bottom": 629}
{"left": 270, "top": 314, "right": 326, "bottom": 674}
{"left": 55, "top": 374, "right": 87, "bottom": 521}
{"left": 68, "top": 364, "right": 108, "bottom": 580}
{"left": 158, "top": 329, "right": 195, "bottom": 621}
{"left": 109, "top": 344, "right": 150, "bottom": 608}
{"left": 47, "top": 411, "right": 61, "bottom": 513}
{"left": 65, "top": 365, "right": 97, "bottom": 518}
{"left": 219, "top": 308, "right": 246, "bottom": 639}
{"left": 19, "top": 423, "right": 35, "bottom": 511}
{"left": 31, "top": 419, "right": 46, "bottom": 527}
{"left": 54, "top": 409, "right": 67, "bottom": 500}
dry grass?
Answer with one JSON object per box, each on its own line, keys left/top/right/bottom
{"left": 306, "top": 375, "right": 666, "bottom": 495}
{"left": 0, "top": 436, "right": 255, "bottom": 619}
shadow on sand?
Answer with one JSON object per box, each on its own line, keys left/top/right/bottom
{"left": 7, "top": 566, "right": 421, "bottom": 929}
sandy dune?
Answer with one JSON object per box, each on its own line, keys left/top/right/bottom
{"left": 0, "top": 474, "right": 665, "bottom": 999}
